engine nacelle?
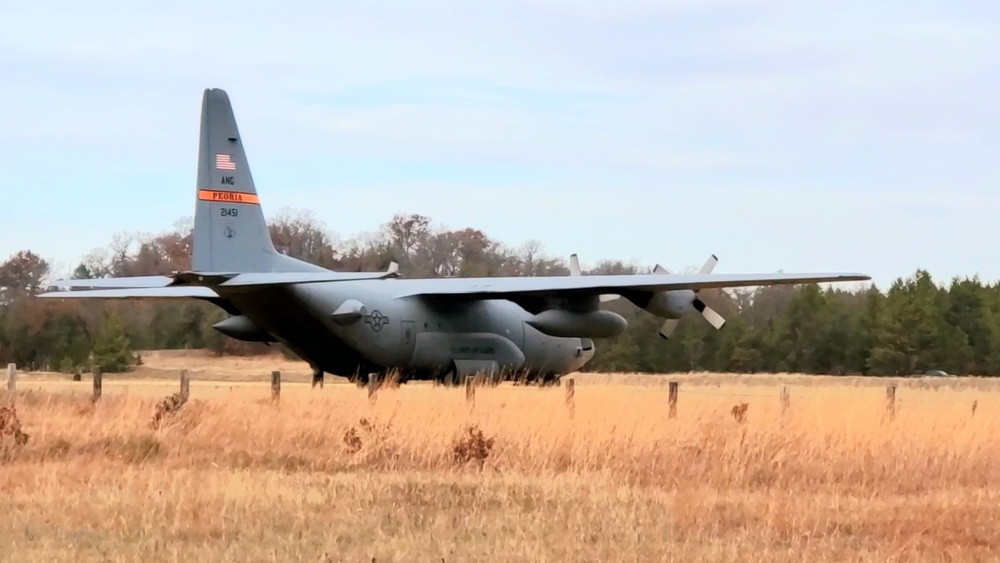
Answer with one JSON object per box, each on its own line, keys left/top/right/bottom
{"left": 526, "top": 309, "right": 627, "bottom": 338}
{"left": 212, "top": 315, "right": 277, "bottom": 342}
{"left": 643, "top": 289, "right": 697, "bottom": 319}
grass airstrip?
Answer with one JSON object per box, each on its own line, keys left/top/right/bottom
{"left": 1, "top": 350, "right": 998, "bottom": 561}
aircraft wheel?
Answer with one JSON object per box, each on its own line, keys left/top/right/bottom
{"left": 311, "top": 366, "right": 324, "bottom": 388}
{"left": 437, "top": 362, "right": 460, "bottom": 387}
{"left": 538, "top": 373, "right": 559, "bottom": 387}
{"left": 445, "top": 368, "right": 461, "bottom": 387}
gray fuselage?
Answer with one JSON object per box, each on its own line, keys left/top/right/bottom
{"left": 217, "top": 279, "right": 595, "bottom": 383}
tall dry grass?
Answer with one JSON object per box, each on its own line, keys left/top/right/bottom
{"left": 1, "top": 376, "right": 999, "bottom": 561}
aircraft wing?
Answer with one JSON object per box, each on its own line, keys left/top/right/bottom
{"left": 165, "top": 270, "right": 864, "bottom": 291}
{"left": 39, "top": 271, "right": 870, "bottom": 300}
{"left": 216, "top": 271, "right": 397, "bottom": 286}
{"left": 388, "top": 271, "right": 871, "bottom": 299}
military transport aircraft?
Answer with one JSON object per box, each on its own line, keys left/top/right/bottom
{"left": 40, "top": 88, "right": 870, "bottom": 386}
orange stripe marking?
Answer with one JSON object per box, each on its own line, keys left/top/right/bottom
{"left": 198, "top": 190, "right": 260, "bottom": 204}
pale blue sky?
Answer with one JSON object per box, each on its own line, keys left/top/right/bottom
{"left": 1, "top": 1, "right": 998, "bottom": 289}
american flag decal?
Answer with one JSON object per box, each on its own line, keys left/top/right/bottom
{"left": 215, "top": 153, "right": 236, "bottom": 170}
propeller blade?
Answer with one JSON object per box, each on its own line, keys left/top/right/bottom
{"left": 693, "top": 298, "right": 726, "bottom": 330}
{"left": 649, "top": 256, "right": 724, "bottom": 339}
{"left": 658, "top": 318, "right": 680, "bottom": 339}
{"left": 571, "top": 253, "right": 621, "bottom": 301}
{"left": 699, "top": 254, "right": 718, "bottom": 275}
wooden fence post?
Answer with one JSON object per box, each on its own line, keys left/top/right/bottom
{"left": 668, "top": 381, "right": 678, "bottom": 419}
{"left": 92, "top": 366, "right": 102, "bottom": 403}
{"left": 972, "top": 399, "right": 978, "bottom": 417}
{"left": 6, "top": 363, "right": 15, "bottom": 394}
{"left": 271, "top": 370, "right": 281, "bottom": 402}
{"left": 780, "top": 386, "right": 790, "bottom": 414}
{"left": 180, "top": 369, "right": 190, "bottom": 401}
{"left": 885, "top": 383, "right": 896, "bottom": 420}
{"left": 565, "top": 377, "right": 575, "bottom": 419}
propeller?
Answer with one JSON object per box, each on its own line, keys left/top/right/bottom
{"left": 568, "top": 253, "right": 620, "bottom": 302}
{"left": 569, "top": 253, "right": 581, "bottom": 276}
{"left": 653, "top": 254, "right": 726, "bottom": 339}
{"left": 569, "top": 252, "right": 727, "bottom": 339}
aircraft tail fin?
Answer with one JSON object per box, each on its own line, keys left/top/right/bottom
{"left": 191, "top": 88, "right": 324, "bottom": 273}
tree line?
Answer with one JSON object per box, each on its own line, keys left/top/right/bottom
{"left": 1, "top": 208, "right": 997, "bottom": 376}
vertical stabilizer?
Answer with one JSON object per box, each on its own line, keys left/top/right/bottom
{"left": 191, "top": 88, "right": 323, "bottom": 273}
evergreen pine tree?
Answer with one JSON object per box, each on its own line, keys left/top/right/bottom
{"left": 91, "top": 313, "right": 137, "bottom": 373}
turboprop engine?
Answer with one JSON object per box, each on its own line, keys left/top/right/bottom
{"left": 525, "top": 309, "right": 627, "bottom": 338}
{"left": 569, "top": 252, "right": 726, "bottom": 340}
{"left": 644, "top": 287, "right": 703, "bottom": 318}
{"left": 212, "top": 315, "right": 277, "bottom": 342}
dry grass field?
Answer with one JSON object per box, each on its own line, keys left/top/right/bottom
{"left": 2, "top": 350, "right": 1000, "bottom": 561}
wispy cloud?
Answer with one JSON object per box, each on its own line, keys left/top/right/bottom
{"left": 0, "top": 1, "right": 997, "bottom": 288}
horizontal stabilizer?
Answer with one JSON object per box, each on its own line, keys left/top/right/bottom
{"left": 167, "top": 271, "right": 241, "bottom": 286}
{"left": 46, "top": 267, "right": 401, "bottom": 293}
{"left": 38, "top": 286, "right": 221, "bottom": 300}
{"left": 47, "top": 276, "right": 175, "bottom": 290}
{"left": 47, "top": 271, "right": 246, "bottom": 290}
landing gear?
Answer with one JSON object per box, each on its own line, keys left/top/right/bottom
{"left": 436, "top": 363, "right": 461, "bottom": 387}
{"left": 513, "top": 372, "right": 560, "bottom": 387}
{"left": 434, "top": 362, "right": 509, "bottom": 388}
{"left": 311, "top": 366, "right": 324, "bottom": 389}
{"left": 348, "top": 370, "right": 402, "bottom": 390}
{"left": 348, "top": 371, "right": 370, "bottom": 388}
